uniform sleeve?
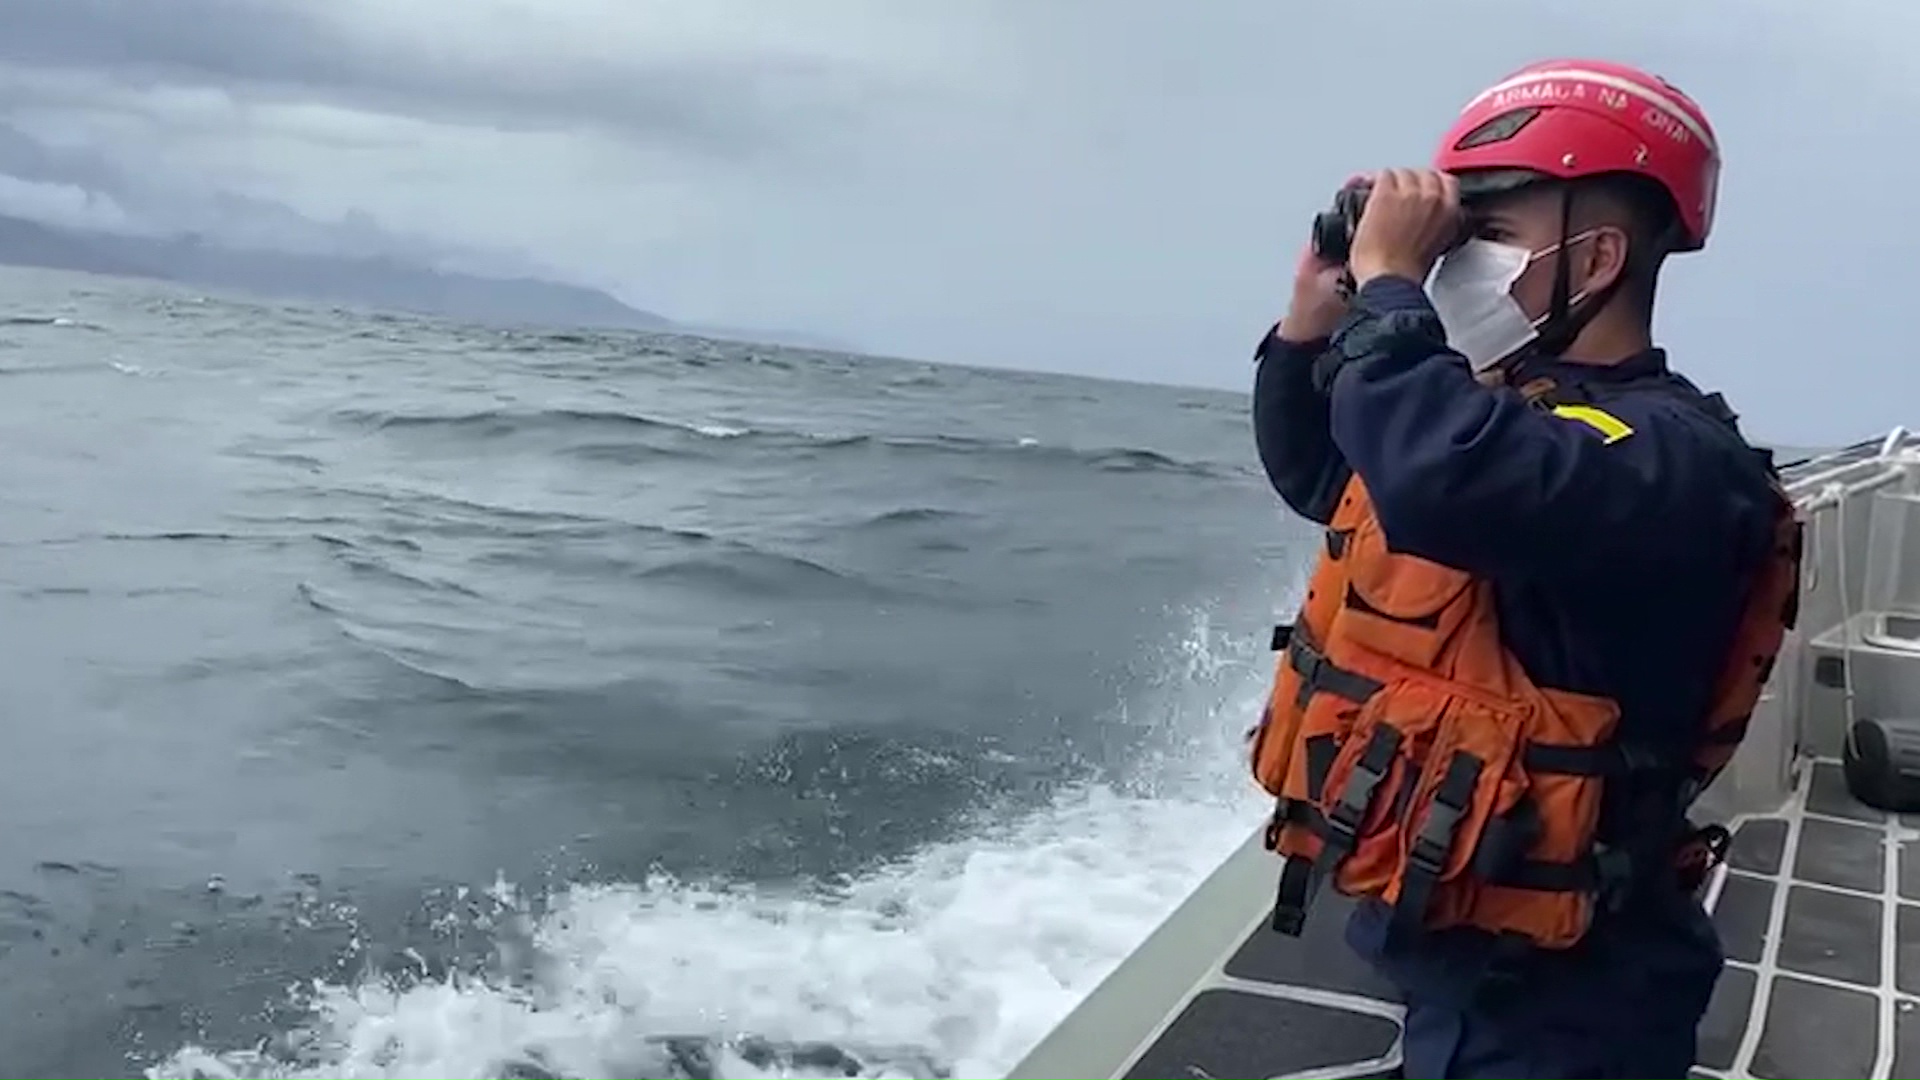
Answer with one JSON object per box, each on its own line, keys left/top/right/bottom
{"left": 1252, "top": 326, "right": 1353, "bottom": 525}
{"left": 1325, "top": 275, "right": 1766, "bottom": 578}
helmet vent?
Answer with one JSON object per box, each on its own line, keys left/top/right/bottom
{"left": 1453, "top": 107, "right": 1541, "bottom": 150}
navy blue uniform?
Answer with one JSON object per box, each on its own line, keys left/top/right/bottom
{"left": 1252, "top": 275, "right": 1778, "bottom": 1078}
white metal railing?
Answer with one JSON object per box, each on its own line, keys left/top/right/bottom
{"left": 1733, "top": 429, "right": 1920, "bottom": 814}
{"left": 1799, "top": 468, "right": 1907, "bottom": 514}
{"left": 1783, "top": 428, "right": 1920, "bottom": 496}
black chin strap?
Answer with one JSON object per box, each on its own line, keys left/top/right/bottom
{"left": 1524, "top": 186, "right": 1623, "bottom": 366}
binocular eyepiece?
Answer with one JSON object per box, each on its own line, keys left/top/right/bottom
{"left": 1309, "top": 181, "right": 1475, "bottom": 265}
{"left": 1310, "top": 183, "right": 1372, "bottom": 265}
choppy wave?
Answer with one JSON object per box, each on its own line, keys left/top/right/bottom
{"left": 0, "top": 271, "right": 1281, "bottom": 1079}
{"left": 160, "top": 796, "right": 1245, "bottom": 1080}
{"left": 330, "top": 405, "right": 1236, "bottom": 478}
{"left": 145, "top": 608, "right": 1275, "bottom": 1080}
{"left": 0, "top": 314, "right": 104, "bottom": 331}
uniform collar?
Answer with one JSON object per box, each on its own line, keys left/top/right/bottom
{"left": 1509, "top": 348, "right": 1668, "bottom": 388}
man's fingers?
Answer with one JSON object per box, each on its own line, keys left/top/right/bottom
{"left": 1416, "top": 169, "right": 1449, "bottom": 205}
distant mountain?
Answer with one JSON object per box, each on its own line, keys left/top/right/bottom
{"left": 0, "top": 213, "right": 671, "bottom": 331}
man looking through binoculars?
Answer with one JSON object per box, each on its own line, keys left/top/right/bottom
{"left": 1245, "top": 58, "right": 1800, "bottom": 1078}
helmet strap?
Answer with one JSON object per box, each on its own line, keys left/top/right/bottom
{"left": 1529, "top": 185, "right": 1623, "bottom": 363}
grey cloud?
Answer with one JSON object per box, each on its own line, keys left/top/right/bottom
{"left": 0, "top": 113, "right": 542, "bottom": 277}
{"left": 0, "top": 0, "right": 894, "bottom": 163}
{"left": 0, "top": 120, "right": 139, "bottom": 206}
{"left": 0, "top": 0, "right": 1907, "bottom": 444}
{"left": 0, "top": 174, "right": 135, "bottom": 232}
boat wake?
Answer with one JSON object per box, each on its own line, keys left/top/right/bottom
{"left": 146, "top": 606, "right": 1286, "bottom": 1080}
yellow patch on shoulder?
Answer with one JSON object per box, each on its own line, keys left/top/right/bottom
{"left": 1548, "top": 404, "right": 1635, "bottom": 445}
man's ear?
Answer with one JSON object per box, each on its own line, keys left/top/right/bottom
{"left": 1580, "top": 225, "right": 1630, "bottom": 296}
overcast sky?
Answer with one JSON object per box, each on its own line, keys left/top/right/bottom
{"left": 0, "top": 0, "right": 1908, "bottom": 443}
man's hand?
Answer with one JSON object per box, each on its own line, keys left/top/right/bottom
{"left": 1275, "top": 241, "right": 1349, "bottom": 344}
{"left": 1347, "top": 168, "right": 1464, "bottom": 289}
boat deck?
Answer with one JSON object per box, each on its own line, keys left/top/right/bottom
{"left": 1118, "top": 888, "right": 1401, "bottom": 1080}
{"left": 1115, "top": 759, "right": 1918, "bottom": 1080}
{"left": 1697, "top": 758, "right": 1917, "bottom": 1080}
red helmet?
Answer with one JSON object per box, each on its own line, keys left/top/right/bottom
{"left": 1432, "top": 59, "right": 1720, "bottom": 252}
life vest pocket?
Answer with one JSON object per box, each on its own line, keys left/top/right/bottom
{"left": 1411, "top": 685, "right": 1621, "bottom": 949}
{"left": 1267, "top": 677, "right": 1444, "bottom": 894}
{"left": 1315, "top": 678, "right": 1451, "bottom": 900}
{"left": 1249, "top": 664, "right": 1290, "bottom": 797}
{"left": 1253, "top": 623, "right": 1374, "bottom": 799}
{"left": 1517, "top": 686, "right": 1620, "bottom": 864}
{"left": 1259, "top": 692, "right": 1361, "bottom": 826}
{"left": 1341, "top": 514, "right": 1472, "bottom": 626}
{"left": 1335, "top": 516, "right": 1474, "bottom": 671}
{"left": 1250, "top": 644, "right": 1306, "bottom": 798}
{"left": 1388, "top": 693, "right": 1530, "bottom": 929}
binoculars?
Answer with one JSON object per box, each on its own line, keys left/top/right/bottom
{"left": 1310, "top": 183, "right": 1373, "bottom": 265}
{"left": 1310, "top": 181, "right": 1475, "bottom": 265}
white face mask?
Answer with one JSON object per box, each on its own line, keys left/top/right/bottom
{"left": 1425, "top": 235, "right": 1595, "bottom": 373}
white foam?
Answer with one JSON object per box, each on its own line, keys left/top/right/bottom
{"left": 149, "top": 602, "right": 1285, "bottom": 1080}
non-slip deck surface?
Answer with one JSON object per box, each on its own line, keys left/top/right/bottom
{"left": 1120, "top": 889, "right": 1401, "bottom": 1080}
{"left": 1118, "top": 760, "right": 1913, "bottom": 1080}
{"left": 1697, "top": 760, "right": 1917, "bottom": 1080}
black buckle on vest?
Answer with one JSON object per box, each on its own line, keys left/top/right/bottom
{"left": 1271, "top": 856, "right": 1313, "bottom": 935}
{"left": 1408, "top": 818, "right": 1456, "bottom": 880}
{"left": 1392, "top": 751, "right": 1484, "bottom": 939}
{"left": 1285, "top": 632, "right": 1386, "bottom": 709}
{"left": 1271, "top": 623, "right": 1293, "bottom": 652}
{"left": 1270, "top": 725, "right": 1402, "bottom": 938}
{"left": 1327, "top": 725, "right": 1402, "bottom": 841}
{"left": 1290, "top": 640, "right": 1328, "bottom": 709}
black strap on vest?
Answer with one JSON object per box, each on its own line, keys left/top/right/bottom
{"left": 1271, "top": 723, "right": 1401, "bottom": 936}
{"left": 1262, "top": 622, "right": 1651, "bottom": 938}
{"left": 1281, "top": 625, "right": 1386, "bottom": 708}
{"left": 1273, "top": 623, "right": 1622, "bottom": 777}
{"left": 1391, "top": 750, "right": 1483, "bottom": 936}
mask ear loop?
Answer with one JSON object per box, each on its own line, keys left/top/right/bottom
{"left": 1527, "top": 186, "right": 1580, "bottom": 361}
{"left": 1528, "top": 185, "right": 1631, "bottom": 365}
{"left": 1477, "top": 188, "right": 1576, "bottom": 381}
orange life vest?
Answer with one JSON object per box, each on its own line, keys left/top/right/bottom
{"left": 1249, "top": 424, "right": 1801, "bottom": 951}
